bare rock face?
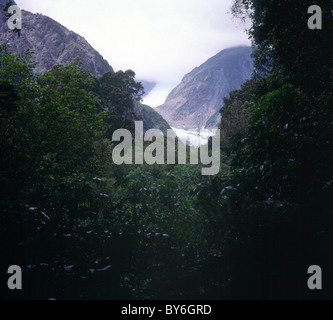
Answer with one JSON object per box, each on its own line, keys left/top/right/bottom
{"left": 0, "top": 4, "right": 165, "bottom": 132}
{"left": 0, "top": 6, "right": 113, "bottom": 77}
{"left": 156, "top": 46, "right": 253, "bottom": 129}
{"left": 0, "top": 0, "right": 12, "bottom": 10}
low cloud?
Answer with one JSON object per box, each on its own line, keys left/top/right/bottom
{"left": 16, "top": 0, "right": 251, "bottom": 82}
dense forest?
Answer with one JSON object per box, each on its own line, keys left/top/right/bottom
{"left": 1, "top": 0, "right": 332, "bottom": 299}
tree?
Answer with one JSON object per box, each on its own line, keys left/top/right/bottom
{"left": 231, "top": 0, "right": 333, "bottom": 93}
{"left": 0, "top": 47, "right": 110, "bottom": 210}
{"left": 201, "top": 1, "right": 333, "bottom": 298}
{"left": 229, "top": 0, "right": 333, "bottom": 204}
{"left": 219, "top": 79, "right": 257, "bottom": 153}
{"left": 37, "top": 60, "right": 106, "bottom": 176}
{"left": 98, "top": 70, "right": 144, "bottom": 135}
{"left": 0, "top": 44, "right": 39, "bottom": 204}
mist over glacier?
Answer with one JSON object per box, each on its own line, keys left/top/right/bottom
{"left": 142, "top": 83, "right": 178, "bottom": 108}
{"left": 142, "top": 83, "right": 218, "bottom": 145}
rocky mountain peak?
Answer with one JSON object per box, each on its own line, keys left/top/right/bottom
{"left": 0, "top": 0, "right": 13, "bottom": 9}
{"left": 0, "top": 6, "right": 113, "bottom": 77}
{"left": 156, "top": 46, "right": 253, "bottom": 129}
{"left": 0, "top": 5, "right": 168, "bottom": 133}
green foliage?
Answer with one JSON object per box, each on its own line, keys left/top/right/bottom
{"left": 232, "top": 0, "right": 333, "bottom": 91}
{"left": 200, "top": 0, "right": 333, "bottom": 298}
{"left": 0, "top": 44, "right": 40, "bottom": 203}
{"left": 1, "top": 0, "right": 331, "bottom": 298}
{"left": 37, "top": 61, "right": 107, "bottom": 175}
{"left": 1, "top": 45, "right": 227, "bottom": 299}
{"left": 133, "top": 100, "right": 170, "bottom": 134}
{"left": 0, "top": 48, "right": 110, "bottom": 209}
{"left": 98, "top": 70, "right": 144, "bottom": 135}
{"left": 219, "top": 79, "right": 257, "bottom": 153}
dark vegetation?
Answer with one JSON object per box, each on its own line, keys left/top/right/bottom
{"left": 1, "top": 0, "right": 332, "bottom": 299}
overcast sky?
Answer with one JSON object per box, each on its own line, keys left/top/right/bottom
{"left": 15, "top": 0, "right": 250, "bottom": 83}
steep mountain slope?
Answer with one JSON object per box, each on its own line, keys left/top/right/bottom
{"left": 0, "top": 2, "right": 163, "bottom": 131}
{"left": 0, "top": 4, "right": 113, "bottom": 77}
{"left": 156, "top": 46, "right": 253, "bottom": 129}
{"left": 134, "top": 101, "right": 170, "bottom": 134}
